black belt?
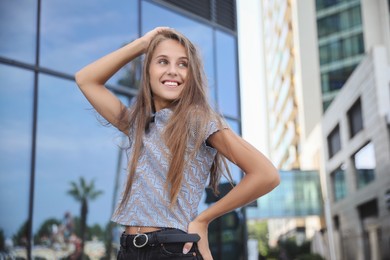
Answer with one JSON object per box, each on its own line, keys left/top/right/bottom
{"left": 120, "top": 229, "right": 200, "bottom": 249}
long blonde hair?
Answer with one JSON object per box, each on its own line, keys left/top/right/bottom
{"left": 119, "top": 29, "right": 231, "bottom": 208}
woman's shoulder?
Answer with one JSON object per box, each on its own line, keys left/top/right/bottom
{"left": 187, "top": 106, "right": 228, "bottom": 139}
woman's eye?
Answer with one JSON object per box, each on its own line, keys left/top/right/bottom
{"left": 158, "top": 59, "right": 168, "bottom": 65}
{"left": 178, "top": 62, "right": 188, "bottom": 68}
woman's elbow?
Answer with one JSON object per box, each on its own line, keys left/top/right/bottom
{"left": 74, "top": 70, "right": 85, "bottom": 88}
{"left": 270, "top": 169, "right": 281, "bottom": 189}
{"left": 263, "top": 167, "right": 280, "bottom": 192}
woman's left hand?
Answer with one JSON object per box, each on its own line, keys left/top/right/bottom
{"left": 183, "top": 220, "right": 213, "bottom": 260}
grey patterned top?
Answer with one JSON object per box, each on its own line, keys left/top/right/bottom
{"left": 111, "top": 108, "right": 226, "bottom": 232}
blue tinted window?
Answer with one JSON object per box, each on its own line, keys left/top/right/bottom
{"left": 40, "top": 0, "right": 137, "bottom": 82}
{"left": 34, "top": 75, "right": 123, "bottom": 237}
{"left": 216, "top": 30, "right": 239, "bottom": 118}
{"left": 247, "top": 170, "right": 323, "bottom": 218}
{"left": 354, "top": 143, "right": 375, "bottom": 189}
{"left": 0, "top": 65, "right": 34, "bottom": 242}
{"left": 332, "top": 166, "right": 347, "bottom": 201}
{"left": 327, "top": 124, "right": 341, "bottom": 158}
{"left": 0, "top": 1, "right": 36, "bottom": 63}
{"left": 225, "top": 119, "right": 242, "bottom": 183}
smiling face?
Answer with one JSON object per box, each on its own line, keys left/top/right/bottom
{"left": 148, "top": 39, "right": 188, "bottom": 111}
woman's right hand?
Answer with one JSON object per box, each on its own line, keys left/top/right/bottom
{"left": 75, "top": 26, "right": 172, "bottom": 134}
{"left": 185, "top": 220, "right": 213, "bottom": 260}
{"left": 140, "top": 27, "right": 171, "bottom": 52}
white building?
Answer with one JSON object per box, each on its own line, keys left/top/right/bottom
{"left": 322, "top": 46, "right": 390, "bottom": 260}
{"left": 238, "top": 0, "right": 390, "bottom": 259}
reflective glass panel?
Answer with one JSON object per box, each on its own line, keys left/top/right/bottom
{"left": 225, "top": 119, "right": 242, "bottom": 183}
{"left": 327, "top": 124, "right": 341, "bottom": 158}
{"left": 216, "top": 30, "right": 239, "bottom": 118}
{"left": 0, "top": 65, "right": 34, "bottom": 254}
{"left": 34, "top": 75, "right": 124, "bottom": 258}
{"left": 320, "top": 45, "right": 329, "bottom": 65}
{"left": 332, "top": 165, "right": 347, "bottom": 201}
{"left": 246, "top": 170, "right": 323, "bottom": 218}
{"left": 317, "top": 5, "right": 362, "bottom": 37}
{"left": 347, "top": 98, "right": 363, "bottom": 137}
{"left": 329, "top": 40, "right": 341, "bottom": 63}
{"left": 141, "top": 1, "right": 216, "bottom": 102}
{"left": 0, "top": 1, "right": 36, "bottom": 63}
{"left": 40, "top": 0, "right": 138, "bottom": 84}
{"left": 316, "top": 0, "right": 357, "bottom": 11}
{"left": 350, "top": 5, "right": 362, "bottom": 27}
{"left": 354, "top": 142, "right": 375, "bottom": 189}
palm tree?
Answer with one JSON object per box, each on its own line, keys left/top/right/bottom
{"left": 67, "top": 177, "right": 103, "bottom": 258}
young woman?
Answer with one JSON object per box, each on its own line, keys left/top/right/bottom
{"left": 75, "top": 27, "right": 280, "bottom": 260}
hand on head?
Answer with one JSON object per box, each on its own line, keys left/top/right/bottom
{"left": 142, "top": 27, "right": 173, "bottom": 52}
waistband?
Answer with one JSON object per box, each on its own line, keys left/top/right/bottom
{"left": 120, "top": 228, "right": 200, "bottom": 249}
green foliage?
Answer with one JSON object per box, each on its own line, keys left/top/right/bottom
{"left": 267, "top": 246, "right": 280, "bottom": 259}
{"left": 71, "top": 216, "right": 81, "bottom": 237}
{"left": 87, "top": 224, "right": 104, "bottom": 240}
{"left": 296, "top": 253, "right": 325, "bottom": 260}
{"left": 13, "top": 220, "right": 28, "bottom": 246}
{"left": 34, "top": 218, "right": 61, "bottom": 244}
{"left": 31, "top": 215, "right": 107, "bottom": 245}
{"left": 67, "top": 177, "right": 103, "bottom": 256}
{"left": 70, "top": 216, "right": 105, "bottom": 242}
{"left": 67, "top": 177, "right": 103, "bottom": 203}
{"left": 279, "top": 238, "right": 301, "bottom": 258}
{"left": 247, "top": 220, "right": 269, "bottom": 256}
{"left": 276, "top": 237, "right": 323, "bottom": 260}
{"left": 263, "top": 236, "right": 325, "bottom": 260}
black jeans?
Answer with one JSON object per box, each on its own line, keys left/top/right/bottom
{"left": 117, "top": 228, "right": 203, "bottom": 260}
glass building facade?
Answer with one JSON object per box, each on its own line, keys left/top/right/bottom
{"left": 247, "top": 170, "right": 323, "bottom": 219}
{"left": 315, "top": 0, "right": 365, "bottom": 110}
{"left": 0, "top": 0, "right": 242, "bottom": 258}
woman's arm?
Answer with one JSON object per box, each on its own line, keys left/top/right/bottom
{"left": 185, "top": 129, "right": 280, "bottom": 259}
{"left": 200, "top": 128, "right": 280, "bottom": 220}
{"left": 75, "top": 27, "right": 168, "bottom": 133}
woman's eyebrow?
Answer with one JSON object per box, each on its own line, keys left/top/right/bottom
{"left": 154, "top": 54, "right": 168, "bottom": 59}
{"left": 154, "top": 54, "right": 188, "bottom": 60}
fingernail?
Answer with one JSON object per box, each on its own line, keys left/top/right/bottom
{"left": 183, "top": 248, "right": 189, "bottom": 254}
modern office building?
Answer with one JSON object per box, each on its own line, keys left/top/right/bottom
{"left": 261, "top": 0, "right": 300, "bottom": 170}
{"left": 321, "top": 1, "right": 390, "bottom": 259}
{"left": 0, "top": 0, "right": 242, "bottom": 259}
{"left": 316, "top": 0, "right": 390, "bottom": 111}
{"left": 316, "top": 0, "right": 366, "bottom": 110}
{"left": 251, "top": 0, "right": 325, "bottom": 250}
{"left": 251, "top": 1, "right": 390, "bottom": 258}
{"left": 258, "top": 0, "right": 323, "bottom": 172}
{"left": 322, "top": 46, "right": 390, "bottom": 260}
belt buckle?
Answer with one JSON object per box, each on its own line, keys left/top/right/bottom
{"left": 133, "top": 233, "right": 148, "bottom": 248}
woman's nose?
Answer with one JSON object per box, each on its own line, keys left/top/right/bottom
{"left": 166, "top": 64, "right": 178, "bottom": 76}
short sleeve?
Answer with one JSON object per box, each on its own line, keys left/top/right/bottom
{"left": 205, "top": 117, "right": 229, "bottom": 142}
